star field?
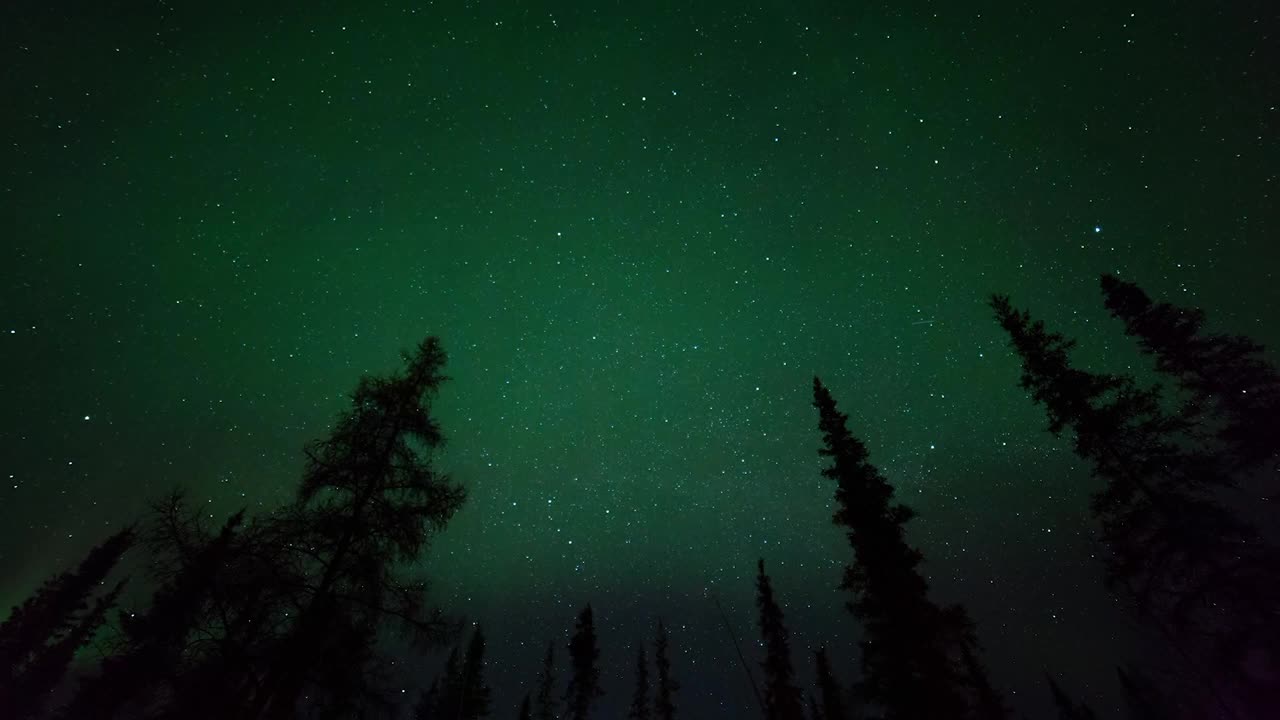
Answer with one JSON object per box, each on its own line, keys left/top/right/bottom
{"left": 2, "top": 1, "right": 1277, "bottom": 717}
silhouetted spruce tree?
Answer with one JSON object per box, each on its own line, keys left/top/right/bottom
{"left": 0, "top": 526, "right": 133, "bottom": 713}
{"left": 653, "top": 619, "right": 678, "bottom": 720}
{"left": 416, "top": 646, "right": 462, "bottom": 719}
{"left": 812, "top": 378, "right": 1004, "bottom": 720}
{"left": 808, "top": 692, "right": 824, "bottom": 720}
{"left": 813, "top": 647, "right": 847, "bottom": 720}
{"left": 414, "top": 676, "right": 443, "bottom": 720}
{"left": 1045, "top": 674, "right": 1097, "bottom": 720}
{"left": 9, "top": 579, "right": 126, "bottom": 720}
{"left": 1101, "top": 274, "right": 1280, "bottom": 475}
{"left": 534, "top": 642, "right": 558, "bottom": 720}
{"left": 135, "top": 492, "right": 307, "bottom": 720}
{"left": 460, "top": 625, "right": 493, "bottom": 718}
{"left": 563, "top": 604, "right": 602, "bottom": 720}
{"left": 60, "top": 510, "right": 245, "bottom": 719}
{"left": 0, "top": 527, "right": 134, "bottom": 676}
{"left": 518, "top": 693, "right": 532, "bottom": 720}
{"left": 247, "top": 337, "right": 467, "bottom": 719}
{"left": 755, "top": 559, "right": 805, "bottom": 720}
{"left": 628, "top": 642, "right": 650, "bottom": 720}
{"left": 991, "top": 295, "right": 1280, "bottom": 713}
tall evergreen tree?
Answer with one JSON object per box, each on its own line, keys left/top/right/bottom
{"left": 807, "top": 692, "right": 824, "bottom": 720}
{"left": 534, "top": 642, "right": 557, "bottom": 720}
{"left": 755, "top": 559, "right": 805, "bottom": 720}
{"left": 247, "top": 337, "right": 467, "bottom": 718}
{"left": 812, "top": 378, "right": 1004, "bottom": 719}
{"left": 653, "top": 619, "right": 678, "bottom": 720}
{"left": 813, "top": 647, "right": 847, "bottom": 720}
{"left": 563, "top": 604, "right": 602, "bottom": 720}
{"left": 627, "top": 642, "right": 650, "bottom": 720}
{"left": 0, "top": 526, "right": 134, "bottom": 713}
{"left": 0, "top": 527, "right": 134, "bottom": 677}
{"left": 1101, "top": 274, "right": 1280, "bottom": 475}
{"left": 991, "top": 294, "right": 1280, "bottom": 714}
{"left": 1045, "top": 674, "right": 1097, "bottom": 720}
{"left": 8, "top": 579, "right": 126, "bottom": 720}
{"left": 60, "top": 510, "right": 245, "bottom": 719}
{"left": 460, "top": 625, "right": 493, "bottom": 718}
{"left": 417, "top": 645, "right": 468, "bottom": 720}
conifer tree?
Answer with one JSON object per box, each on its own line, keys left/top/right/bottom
{"left": 518, "top": 693, "right": 532, "bottom": 720}
{"left": 0, "top": 526, "right": 134, "bottom": 713}
{"left": 60, "top": 510, "right": 245, "bottom": 719}
{"left": 0, "top": 527, "right": 134, "bottom": 677}
{"left": 808, "top": 692, "right": 824, "bottom": 720}
{"left": 8, "top": 579, "right": 126, "bottom": 719}
{"left": 653, "top": 619, "right": 678, "bottom": 720}
{"left": 755, "top": 559, "right": 804, "bottom": 720}
{"left": 247, "top": 337, "right": 467, "bottom": 718}
{"left": 1100, "top": 274, "right": 1280, "bottom": 475}
{"left": 628, "top": 642, "right": 650, "bottom": 720}
{"left": 813, "top": 647, "right": 847, "bottom": 720}
{"left": 991, "top": 295, "right": 1280, "bottom": 713}
{"left": 416, "top": 646, "right": 462, "bottom": 719}
{"left": 812, "top": 377, "right": 1004, "bottom": 719}
{"left": 563, "top": 604, "right": 602, "bottom": 720}
{"left": 534, "top": 642, "right": 557, "bottom": 720}
{"left": 460, "top": 625, "right": 493, "bottom": 718}
{"left": 1045, "top": 674, "right": 1097, "bottom": 720}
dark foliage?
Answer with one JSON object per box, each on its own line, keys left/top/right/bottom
{"left": 534, "top": 642, "right": 557, "bottom": 720}
{"left": 563, "top": 604, "right": 602, "bottom": 720}
{"left": 517, "top": 693, "right": 531, "bottom": 720}
{"left": 992, "top": 294, "right": 1280, "bottom": 716}
{"left": 653, "top": 619, "right": 678, "bottom": 720}
{"left": 1045, "top": 674, "right": 1097, "bottom": 720}
{"left": 59, "top": 510, "right": 245, "bottom": 719}
{"left": 415, "top": 626, "right": 491, "bottom": 719}
{"left": 627, "top": 642, "right": 650, "bottom": 720}
{"left": 9, "top": 580, "right": 125, "bottom": 719}
{"left": 812, "top": 378, "right": 1004, "bottom": 719}
{"left": 244, "top": 337, "right": 467, "bottom": 718}
{"left": 755, "top": 559, "right": 804, "bottom": 720}
{"left": 0, "top": 526, "right": 133, "bottom": 718}
{"left": 1101, "top": 274, "right": 1280, "bottom": 476}
{"left": 813, "top": 647, "right": 847, "bottom": 720}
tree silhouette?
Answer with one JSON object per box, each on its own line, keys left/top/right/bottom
{"left": 1100, "top": 274, "right": 1280, "bottom": 476}
{"left": 460, "top": 625, "right": 493, "bottom": 718}
{"left": 628, "top": 642, "right": 650, "bottom": 720}
{"left": 812, "top": 377, "right": 1004, "bottom": 719}
{"left": 653, "top": 619, "right": 678, "bottom": 720}
{"left": 0, "top": 525, "right": 134, "bottom": 715}
{"left": 414, "top": 626, "right": 490, "bottom": 719}
{"left": 755, "top": 559, "right": 804, "bottom": 720}
{"left": 59, "top": 510, "right": 245, "bottom": 719}
{"left": 9, "top": 579, "right": 126, "bottom": 719}
{"left": 1045, "top": 674, "right": 1097, "bottom": 720}
{"left": 991, "top": 294, "right": 1280, "bottom": 714}
{"left": 245, "top": 337, "right": 467, "bottom": 718}
{"left": 813, "top": 647, "right": 847, "bottom": 720}
{"left": 517, "top": 693, "right": 532, "bottom": 720}
{"left": 808, "top": 692, "right": 823, "bottom": 720}
{"left": 563, "top": 604, "right": 602, "bottom": 720}
{"left": 534, "top": 641, "right": 558, "bottom": 720}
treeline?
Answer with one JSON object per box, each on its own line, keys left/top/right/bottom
{"left": 1, "top": 275, "right": 1277, "bottom": 719}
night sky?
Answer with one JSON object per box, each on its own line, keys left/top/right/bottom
{"left": 2, "top": 1, "right": 1277, "bottom": 717}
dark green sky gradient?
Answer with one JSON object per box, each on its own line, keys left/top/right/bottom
{"left": 3, "top": 1, "right": 1277, "bottom": 716}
